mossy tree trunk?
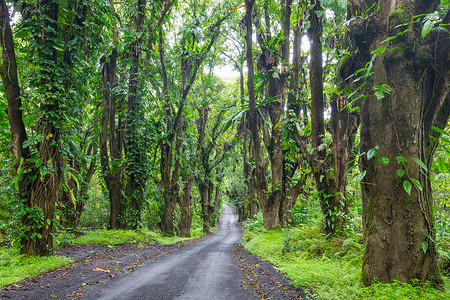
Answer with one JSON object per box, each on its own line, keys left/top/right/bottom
{"left": 346, "top": 0, "right": 449, "bottom": 286}
{"left": 125, "top": 0, "right": 147, "bottom": 229}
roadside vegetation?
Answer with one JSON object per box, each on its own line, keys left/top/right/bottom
{"left": 241, "top": 205, "right": 450, "bottom": 300}
{"left": 0, "top": 225, "right": 208, "bottom": 288}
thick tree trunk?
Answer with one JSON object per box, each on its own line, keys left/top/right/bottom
{"left": 100, "top": 48, "right": 125, "bottom": 229}
{"left": 0, "top": 0, "right": 29, "bottom": 164}
{"left": 179, "top": 177, "right": 193, "bottom": 237}
{"left": 331, "top": 96, "right": 358, "bottom": 216}
{"left": 199, "top": 182, "right": 210, "bottom": 233}
{"left": 245, "top": 0, "right": 271, "bottom": 229}
{"left": 125, "top": 0, "right": 146, "bottom": 229}
{"left": 347, "top": 0, "right": 448, "bottom": 286}
{"left": 308, "top": 0, "right": 342, "bottom": 235}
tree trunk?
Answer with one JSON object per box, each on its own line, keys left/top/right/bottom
{"left": 347, "top": 0, "right": 448, "bottom": 286}
{"left": 199, "top": 182, "right": 210, "bottom": 233}
{"left": 308, "top": 0, "right": 342, "bottom": 235}
{"left": 179, "top": 177, "right": 193, "bottom": 237}
{"left": 214, "top": 182, "right": 221, "bottom": 211}
{"left": 125, "top": 0, "right": 146, "bottom": 229}
{"left": 330, "top": 96, "right": 358, "bottom": 216}
{"left": 100, "top": 47, "right": 125, "bottom": 229}
{"left": 0, "top": 0, "right": 29, "bottom": 164}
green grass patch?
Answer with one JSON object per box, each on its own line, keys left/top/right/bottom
{"left": 242, "top": 227, "right": 450, "bottom": 300}
{"left": 0, "top": 227, "right": 207, "bottom": 289}
{"left": 68, "top": 227, "right": 205, "bottom": 247}
{"left": 0, "top": 247, "right": 72, "bottom": 288}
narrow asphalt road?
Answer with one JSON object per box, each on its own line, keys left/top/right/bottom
{"left": 89, "top": 204, "right": 254, "bottom": 300}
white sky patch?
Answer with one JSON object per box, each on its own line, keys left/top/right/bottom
{"left": 214, "top": 65, "right": 240, "bottom": 80}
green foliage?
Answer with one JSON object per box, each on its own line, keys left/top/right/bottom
{"left": 243, "top": 228, "right": 450, "bottom": 299}
{"left": 0, "top": 247, "right": 72, "bottom": 288}
{"left": 242, "top": 212, "right": 264, "bottom": 231}
{"left": 71, "top": 228, "right": 201, "bottom": 246}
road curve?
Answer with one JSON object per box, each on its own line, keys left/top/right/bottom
{"left": 91, "top": 204, "right": 254, "bottom": 300}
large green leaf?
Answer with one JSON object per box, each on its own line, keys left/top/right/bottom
{"left": 403, "top": 180, "right": 412, "bottom": 195}
{"left": 410, "top": 178, "right": 423, "bottom": 192}
{"left": 412, "top": 157, "right": 428, "bottom": 172}
{"left": 356, "top": 170, "right": 366, "bottom": 184}
{"left": 421, "top": 20, "right": 434, "bottom": 38}
{"left": 396, "top": 169, "right": 405, "bottom": 178}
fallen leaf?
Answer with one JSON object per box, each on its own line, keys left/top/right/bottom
{"left": 92, "top": 267, "right": 110, "bottom": 274}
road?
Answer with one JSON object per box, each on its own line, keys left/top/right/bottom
{"left": 90, "top": 204, "right": 254, "bottom": 300}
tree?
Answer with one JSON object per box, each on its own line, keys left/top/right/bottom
{"left": 99, "top": 0, "right": 124, "bottom": 229}
{"left": 157, "top": 1, "right": 234, "bottom": 235}
{"left": 344, "top": 0, "right": 449, "bottom": 285}
{"left": 1, "top": 0, "right": 104, "bottom": 255}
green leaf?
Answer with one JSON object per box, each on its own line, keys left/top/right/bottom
{"left": 410, "top": 178, "right": 423, "bottom": 192}
{"left": 396, "top": 169, "right": 405, "bottom": 178}
{"left": 431, "top": 126, "right": 450, "bottom": 137}
{"left": 396, "top": 156, "right": 407, "bottom": 163}
{"left": 412, "top": 157, "right": 428, "bottom": 172}
{"left": 52, "top": 45, "right": 64, "bottom": 52}
{"left": 69, "top": 135, "right": 82, "bottom": 143}
{"left": 303, "top": 122, "right": 311, "bottom": 136}
{"left": 421, "top": 20, "right": 434, "bottom": 38}
{"left": 422, "top": 241, "right": 428, "bottom": 253}
{"left": 403, "top": 180, "right": 412, "bottom": 195}
{"left": 378, "top": 157, "right": 390, "bottom": 165}
{"left": 35, "top": 159, "right": 43, "bottom": 168}
{"left": 356, "top": 170, "right": 366, "bottom": 184}
{"left": 15, "top": 30, "right": 27, "bottom": 39}
{"left": 367, "top": 146, "right": 378, "bottom": 160}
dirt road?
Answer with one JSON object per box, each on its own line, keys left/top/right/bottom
{"left": 88, "top": 204, "right": 250, "bottom": 299}
{"left": 1, "top": 205, "right": 305, "bottom": 299}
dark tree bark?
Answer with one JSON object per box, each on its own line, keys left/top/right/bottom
{"left": 0, "top": 0, "right": 29, "bottom": 164}
{"left": 179, "top": 107, "right": 209, "bottom": 237}
{"left": 308, "top": 0, "right": 344, "bottom": 235}
{"left": 246, "top": 0, "right": 294, "bottom": 230}
{"left": 100, "top": 48, "right": 125, "bottom": 230}
{"left": 346, "top": 0, "right": 449, "bottom": 286}
{"left": 281, "top": 8, "right": 306, "bottom": 226}
{"left": 99, "top": 0, "right": 126, "bottom": 230}
{"left": 330, "top": 96, "right": 358, "bottom": 217}
{"left": 179, "top": 176, "right": 193, "bottom": 237}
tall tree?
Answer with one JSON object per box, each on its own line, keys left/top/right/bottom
{"left": 345, "top": 0, "right": 449, "bottom": 285}
{"left": 157, "top": 1, "right": 232, "bottom": 235}
{"left": 100, "top": 0, "right": 124, "bottom": 229}
{"left": 245, "top": 0, "right": 269, "bottom": 229}
{"left": 124, "top": 0, "right": 148, "bottom": 229}
{"left": 1, "top": 0, "right": 103, "bottom": 255}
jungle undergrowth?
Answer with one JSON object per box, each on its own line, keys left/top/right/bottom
{"left": 241, "top": 206, "right": 450, "bottom": 300}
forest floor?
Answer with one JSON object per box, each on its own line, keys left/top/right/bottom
{"left": 0, "top": 208, "right": 307, "bottom": 299}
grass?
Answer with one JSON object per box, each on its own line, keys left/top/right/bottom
{"left": 67, "top": 227, "right": 205, "bottom": 247}
{"left": 0, "top": 226, "right": 207, "bottom": 289}
{"left": 242, "top": 226, "right": 450, "bottom": 300}
{"left": 0, "top": 247, "right": 72, "bottom": 288}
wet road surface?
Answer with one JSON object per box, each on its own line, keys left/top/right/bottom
{"left": 91, "top": 204, "right": 254, "bottom": 300}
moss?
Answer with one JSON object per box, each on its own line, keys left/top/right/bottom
{"left": 385, "top": 46, "right": 405, "bottom": 64}
{"left": 338, "top": 53, "right": 355, "bottom": 79}
{"left": 361, "top": 266, "right": 369, "bottom": 286}
{"left": 387, "top": 9, "right": 408, "bottom": 35}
